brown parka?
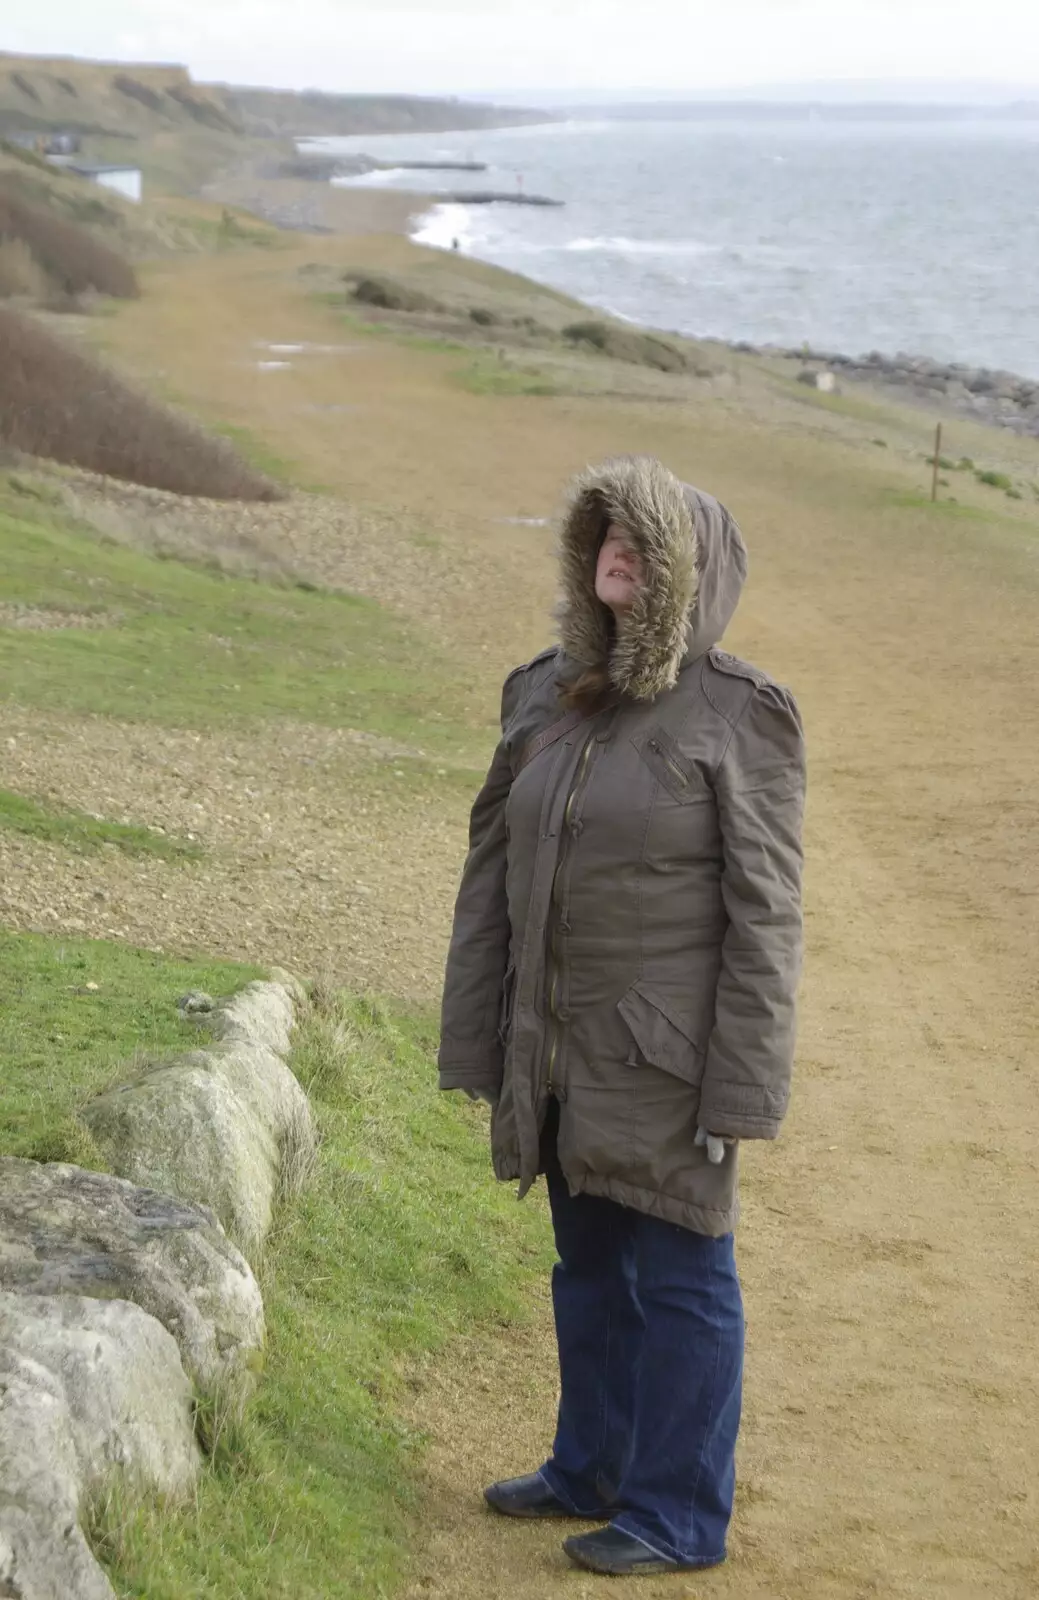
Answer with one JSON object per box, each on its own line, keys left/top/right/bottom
{"left": 438, "top": 457, "right": 806, "bottom": 1236}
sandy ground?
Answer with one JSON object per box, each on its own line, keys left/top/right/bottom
{"left": 5, "top": 217, "right": 1039, "bottom": 1596}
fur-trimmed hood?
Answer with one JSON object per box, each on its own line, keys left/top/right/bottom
{"left": 557, "top": 455, "right": 748, "bottom": 701}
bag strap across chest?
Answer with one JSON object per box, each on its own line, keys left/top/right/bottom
{"left": 514, "top": 709, "right": 589, "bottom": 776}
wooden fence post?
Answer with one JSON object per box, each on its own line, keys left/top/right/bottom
{"left": 931, "top": 422, "right": 943, "bottom": 503}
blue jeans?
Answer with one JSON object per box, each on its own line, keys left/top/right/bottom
{"left": 538, "top": 1106, "right": 744, "bottom": 1568}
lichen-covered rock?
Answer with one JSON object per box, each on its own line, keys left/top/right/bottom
{"left": 0, "top": 1158, "right": 264, "bottom": 1393}
{"left": 176, "top": 989, "right": 215, "bottom": 1016}
{"left": 82, "top": 981, "right": 315, "bottom": 1260}
{"left": 0, "top": 1291, "right": 198, "bottom": 1600}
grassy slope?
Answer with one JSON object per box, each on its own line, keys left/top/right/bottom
{"left": 1, "top": 476, "right": 547, "bottom": 1595}
{"left": 0, "top": 486, "right": 475, "bottom": 754}
{"left": 0, "top": 928, "right": 262, "bottom": 1161}
{"left": 0, "top": 786, "right": 202, "bottom": 861}
{"left": 92, "top": 994, "right": 554, "bottom": 1599}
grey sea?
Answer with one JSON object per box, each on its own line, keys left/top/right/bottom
{"left": 306, "top": 117, "right": 1039, "bottom": 380}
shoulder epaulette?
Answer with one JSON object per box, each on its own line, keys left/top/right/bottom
{"left": 707, "top": 649, "right": 770, "bottom": 688}
{"left": 505, "top": 646, "right": 559, "bottom": 686}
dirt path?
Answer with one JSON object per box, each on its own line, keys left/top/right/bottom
{"left": 399, "top": 495, "right": 1039, "bottom": 1597}
{"left": 10, "top": 230, "right": 1039, "bottom": 1596}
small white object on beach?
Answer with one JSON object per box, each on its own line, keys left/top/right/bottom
{"left": 798, "top": 368, "right": 839, "bottom": 393}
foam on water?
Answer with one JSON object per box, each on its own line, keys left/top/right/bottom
{"left": 332, "top": 168, "right": 409, "bottom": 188}
{"left": 412, "top": 203, "right": 478, "bottom": 253}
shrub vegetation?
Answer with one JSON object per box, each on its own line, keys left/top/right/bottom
{"left": 562, "top": 318, "right": 688, "bottom": 373}
{"left": 0, "top": 309, "right": 282, "bottom": 500}
{"left": 0, "top": 181, "right": 139, "bottom": 300}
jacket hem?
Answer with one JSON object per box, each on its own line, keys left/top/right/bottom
{"left": 572, "top": 1173, "right": 738, "bottom": 1237}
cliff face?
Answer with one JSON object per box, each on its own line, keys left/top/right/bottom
{"left": 0, "top": 54, "right": 542, "bottom": 142}
{"left": 219, "top": 85, "right": 545, "bottom": 138}
{"left": 0, "top": 56, "right": 241, "bottom": 137}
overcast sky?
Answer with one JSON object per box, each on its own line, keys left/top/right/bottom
{"left": 6, "top": 1, "right": 1039, "bottom": 98}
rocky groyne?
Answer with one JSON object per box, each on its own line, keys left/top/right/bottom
{"left": 733, "top": 341, "right": 1039, "bottom": 437}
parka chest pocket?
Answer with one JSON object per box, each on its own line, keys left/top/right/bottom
{"left": 618, "top": 981, "right": 704, "bottom": 1087}
{"left": 634, "top": 727, "right": 710, "bottom": 806}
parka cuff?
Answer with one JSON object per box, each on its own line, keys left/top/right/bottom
{"left": 697, "top": 1081, "right": 787, "bottom": 1142}
{"left": 437, "top": 1036, "right": 503, "bottom": 1095}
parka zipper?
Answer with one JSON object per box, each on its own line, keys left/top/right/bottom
{"left": 564, "top": 735, "right": 595, "bottom": 828}
{"left": 546, "top": 734, "right": 596, "bottom": 1099}
{"left": 649, "top": 737, "right": 688, "bottom": 790}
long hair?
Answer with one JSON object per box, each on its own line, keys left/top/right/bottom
{"left": 557, "top": 587, "right": 616, "bottom": 713}
{"left": 557, "top": 661, "right": 613, "bottom": 714}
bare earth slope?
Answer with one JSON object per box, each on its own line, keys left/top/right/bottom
{"left": 2, "top": 223, "right": 1038, "bottom": 1597}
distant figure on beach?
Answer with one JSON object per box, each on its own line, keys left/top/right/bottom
{"left": 451, "top": 237, "right": 460, "bottom": 251}
{"left": 439, "top": 455, "right": 806, "bottom": 1578}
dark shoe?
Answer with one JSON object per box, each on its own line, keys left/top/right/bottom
{"left": 484, "top": 1471, "right": 587, "bottom": 1519}
{"left": 564, "top": 1526, "right": 724, "bottom": 1576}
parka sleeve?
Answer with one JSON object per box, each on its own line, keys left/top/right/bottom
{"left": 698, "top": 682, "right": 806, "bottom": 1140}
{"left": 436, "top": 672, "right": 523, "bottom": 1094}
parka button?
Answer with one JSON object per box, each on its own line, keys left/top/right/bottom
{"left": 569, "top": 819, "right": 584, "bottom": 837}
{"left": 556, "top": 1006, "right": 571, "bottom": 1022}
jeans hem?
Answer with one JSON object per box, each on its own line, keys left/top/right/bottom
{"left": 611, "top": 1515, "right": 727, "bottom": 1570}
{"left": 538, "top": 1463, "right": 614, "bottom": 1520}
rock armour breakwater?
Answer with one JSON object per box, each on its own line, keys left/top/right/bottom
{"left": 735, "top": 342, "right": 1039, "bottom": 436}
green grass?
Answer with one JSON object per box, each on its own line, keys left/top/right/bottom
{"left": 454, "top": 359, "right": 559, "bottom": 398}
{"left": 329, "top": 306, "right": 470, "bottom": 357}
{"left": 90, "top": 990, "right": 555, "bottom": 1598}
{"left": 886, "top": 490, "right": 990, "bottom": 521}
{"left": 975, "top": 469, "right": 1014, "bottom": 492}
{"left": 0, "top": 496, "right": 479, "bottom": 755}
{"left": 210, "top": 421, "right": 316, "bottom": 491}
{"left": 0, "top": 786, "right": 203, "bottom": 862}
{"left": 0, "top": 927, "right": 263, "bottom": 1162}
{"left": 779, "top": 374, "right": 904, "bottom": 428}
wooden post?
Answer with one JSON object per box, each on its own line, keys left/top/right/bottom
{"left": 931, "top": 422, "right": 943, "bottom": 503}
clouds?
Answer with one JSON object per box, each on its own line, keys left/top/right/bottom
{"left": 5, "top": 0, "right": 1039, "bottom": 95}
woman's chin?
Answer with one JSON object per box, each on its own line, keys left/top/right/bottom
{"left": 597, "top": 583, "right": 636, "bottom": 612}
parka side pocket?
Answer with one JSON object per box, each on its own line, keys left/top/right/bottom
{"left": 498, "top": 960, "right": 517, "bottom": 1049}
{"left": 617, "top": 981, "right": 704, "bottom": 1086}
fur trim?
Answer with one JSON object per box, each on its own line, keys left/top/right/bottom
{"left": 557, "top": 456, "right": 699, "bottom": 702}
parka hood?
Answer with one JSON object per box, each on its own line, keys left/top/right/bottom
{"left": 557, "top": 455, "right": 749, "bottom": 701}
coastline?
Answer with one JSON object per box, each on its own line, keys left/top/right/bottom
{"left": 406, "top": 194, "right": 1039, "bottom": 439}
{"left": 201, "top": 157, "right": 1039, "bottom": 441}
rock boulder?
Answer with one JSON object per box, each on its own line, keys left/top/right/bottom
{"left": 0, "top": 1290, "right": 198, "bottom": 1600}
{"left": 82, "top": 981, "right": 316, "bottom": 1261}
{"left": 0, "top": 1158, "right": 264, "bottom": 1393}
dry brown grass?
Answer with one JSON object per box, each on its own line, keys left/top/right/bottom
{"left": 0, "top": 308, "right": 282, "bottom": 500}
{"left": 0, "top": 181, "right": 139, "bottom": 300}
{"left": 0, "top": 236, "right": 46, "bottom": 299}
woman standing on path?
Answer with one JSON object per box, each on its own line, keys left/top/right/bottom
{"left": 438, "top": 456, "right": 806, "bottom": 1578}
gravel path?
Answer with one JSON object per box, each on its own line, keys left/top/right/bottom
{"left": 1, "top": 704, "right": 466, "bottom": 999}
